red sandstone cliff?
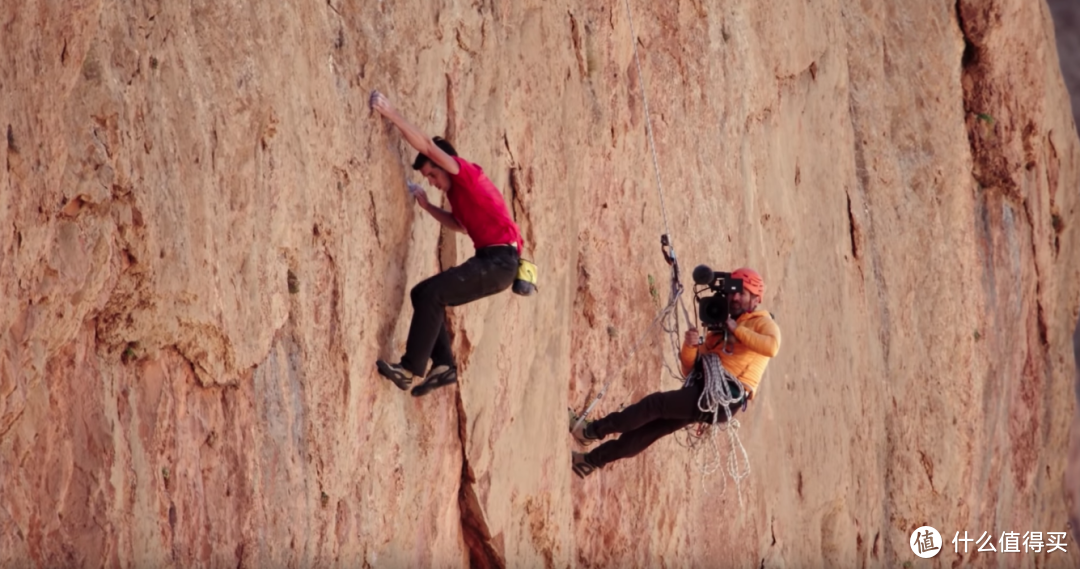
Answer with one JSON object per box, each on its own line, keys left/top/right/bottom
{"left": 2, "top": 0, "right": 1078, "bottom": 567}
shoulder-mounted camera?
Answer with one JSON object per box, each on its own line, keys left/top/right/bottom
{"left": 692, "top": 264, "right": 743, "bottom": 329}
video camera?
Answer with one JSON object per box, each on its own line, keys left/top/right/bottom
{"left": 692, "top": 264, "right": 744, "bottom": 329}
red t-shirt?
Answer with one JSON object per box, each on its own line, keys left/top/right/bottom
{"left": 446, "top": 157, "right": 523, "bottom": 254}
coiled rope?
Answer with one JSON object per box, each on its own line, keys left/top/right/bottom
{"left": 678, "top": 352, "right": 751, "bottom": 503}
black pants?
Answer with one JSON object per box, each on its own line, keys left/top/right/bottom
{"left": 399, "top": 246, "right": 519, "bottom": 376}
{"left": 585, "top": 381, "right": 744, "bottom": 468}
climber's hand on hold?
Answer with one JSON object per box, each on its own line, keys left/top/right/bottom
{"left": 407, "top": 182, "right": 430, "bottom": 209}
{"left": 369, "top": 90, "right": 394, "bottom": 117}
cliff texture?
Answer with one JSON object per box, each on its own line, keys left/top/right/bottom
{"left": 1048, "top": 0, "right": 1080, "bottom": 550}
{"left": 1049, "top": 0, "right": 1080, "bottom": 120}
{"left": 2, "top": 0, "right": 1079, "bottom": 567}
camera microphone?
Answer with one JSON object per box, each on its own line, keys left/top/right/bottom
{"left": 692, "top": 264, "right": 714, "bottom": 285}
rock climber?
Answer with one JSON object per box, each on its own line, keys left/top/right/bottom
{"left": 570, "top": 267, "right": 780, "bottom": 477}
{"left": 370, "top": 90, "right": 523, "bottom": 397}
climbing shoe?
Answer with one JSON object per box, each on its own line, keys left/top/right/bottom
{"left": 572, "top": 451, "right": 598, "bottom": 478}
{"left": 411, "top": 364, "right": 458, "bottom": 397}
{"left": 568, "top": 408, "right": 599, "bottom": 447}
{"left": 376, "top": 360, "right": 414, "bottom": 391}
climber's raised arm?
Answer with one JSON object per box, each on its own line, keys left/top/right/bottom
{"left": 370, "top": 90, "right": 459, "bottom": 175}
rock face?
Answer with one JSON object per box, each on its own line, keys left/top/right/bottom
{"left": 2, "top": 0, "right": 1078, "bottom": 567}
{"left": 1048, "top": 0, "right": 1080, "bottom": 547}
{"left": 1049, "top": 0, "right": 1080, "bottom": 121}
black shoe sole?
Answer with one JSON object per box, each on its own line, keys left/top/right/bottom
{"left": 572, "top": 456, "right": 598, "bottom": 478}
{"left": 376, "top": 360, "right": 412, "bottom": 391}
{"left": 411, "top": 368, "right": 458, "bottom": 397}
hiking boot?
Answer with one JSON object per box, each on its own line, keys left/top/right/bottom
{"left": 572, "top": 451, "right": 598, "bottom": 478}
{"left": 410, "top": 364, "right": 458, "bottom": 397}
{"left": 568, "top": 408, "right": 599, "bottom": 447}
{"left": 376, "top": 360, "right": 414, "bottom": 391}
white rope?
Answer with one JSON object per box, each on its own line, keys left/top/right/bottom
{"left": 660, "top": 273, "right": 696, "bottom": 383}
{"left": 621, "top": 0, "right": 672, "bottom": 239}
{"left": 620, "top": 0, "right": 698, "bottom": 385}
{"left": 679, "top": 353, "right": 752, "bottom": 504}
{"left": 618, "top": 0, "right": 697, "bottom": 386}
{"left": 695, "top": 352, "right": 743, "bottom": 420}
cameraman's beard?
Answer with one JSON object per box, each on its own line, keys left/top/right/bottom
{"left": 728, "top": 298, "right": 746, "bottom": 318}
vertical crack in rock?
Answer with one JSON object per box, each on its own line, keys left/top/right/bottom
{"left": 508, "top": 167, "right": 522, "bottom": 222}
{"left": 1021, "top": 199, "right": 1050, "bottom": 347}
{"left": 437, "top": 74, "right": 458, "bottom": 272}
{"left": 455, "top": 393, "right": 505, "bottom": 569}
{"left": 568, "top": 11, "right": 586, "bottom": 78}
{"left": 503, "top": 134, "right": 533, "bottom": 249}
{"left": 507, "top": 166, "right": 533, "bottom": 251}
{"left": 956, "top": 0, "right": 1019, "bottom": 199}
{"left": 845, "top": 192, "right": 859, "bottom": 261}
{"left": 502, "top": 133, "right": 517, "bottom": 167}
{"left": 437, "top": 213, "right": 457, "bottom": 273}
{"left": 6, "top": 124, "right": 15, "bottom": 174}
{"left": 366, "top": 191, "right": 382, "bottom": 247}
{"left": 846, "top": 78, "right": 890, "bottom": 364}
{"left": 503, "top": 134, "right": 523, "bottom": 225}
{"left": 956, "top": 1, "right": 977, "bottom": 69}
{"left": 445, "top": 73, "right": 457, "bottom": 142}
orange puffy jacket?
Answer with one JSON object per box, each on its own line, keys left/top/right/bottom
{"left": 678, "top": 309, "right": 780, "bottom": 398}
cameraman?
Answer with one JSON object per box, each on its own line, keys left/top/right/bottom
{"left": 571, "top": 267, "right": 780, "bottom": 477}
